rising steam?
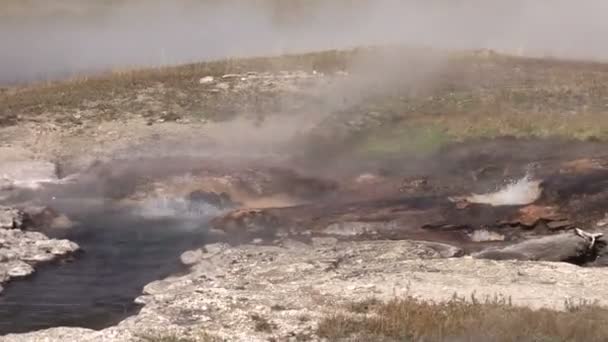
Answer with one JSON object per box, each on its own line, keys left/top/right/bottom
{"left": 3, "top": 0, "right": 608, "bottom": 84}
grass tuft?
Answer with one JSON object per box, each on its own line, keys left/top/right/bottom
{"left": 318, "top": 295, "right": 608, "bottom": 342}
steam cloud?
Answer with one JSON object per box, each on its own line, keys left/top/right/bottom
{"left": 2, "top": 0, "right": 608, "bottom": 85}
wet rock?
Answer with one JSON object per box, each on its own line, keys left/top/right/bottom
{"left": 0, "top": 215, "right": 79, "bottom": 292}
{"left": 473, "top": 230, "right": 593, "bottom": 263}
{"left": 180, "top": 249, "right": 204, "bottom": 266}
{"left": 6, "top": 261, "right": 34, "bottom": 278}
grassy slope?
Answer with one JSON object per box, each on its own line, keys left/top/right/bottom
{"left": 3, "top": 46, "right": 608, "bottom": 154}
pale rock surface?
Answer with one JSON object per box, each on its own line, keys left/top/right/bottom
{"left": 6, "top": 238, "right": 608, "bottom": 342}
{"left": 0, "top": 207, "right": 79, "bottom": 294}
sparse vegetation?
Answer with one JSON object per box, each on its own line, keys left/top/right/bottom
{"left": 318, "top": 295, "right": 608, "bottom": 342}
{"left": 136, "top": 331, "right": 220, "bottom": 342}
{"left": 5, "top": 47, "right": 608, "bottom": 149}
{"left": 357, "top": 124, "right": 450, "bottom": 156}
{"left": 251, "top": 313, "right": 276, "bottom": 333}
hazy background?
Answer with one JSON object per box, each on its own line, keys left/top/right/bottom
{"left": 1, "top": 0, "right": 608, "bottom": 84}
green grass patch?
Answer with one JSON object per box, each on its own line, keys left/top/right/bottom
{"left": 356, "top": 123, "right": 451, "bottom": 157}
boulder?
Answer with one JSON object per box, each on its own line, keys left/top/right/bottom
{"left": 473, "top": 229, "right": 596, "bottom": 264}
{"left": 0, "top": 223, "right": 79, "bottom": 293}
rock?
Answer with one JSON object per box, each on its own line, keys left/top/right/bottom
{"left": 323, "top": 221, "right": 397, "bottom": 236}
{"left": 222, "top": 74, "right": 241, "bottom": 79}
{"left": 198, "top": 76, "right": 214, "bottom": 84}
{"left": 0, "top": 206, "right": 25, "bottom": 229}
{"left": 469, "top": 229, "right": 505, "bottom": 242}
{"left": 180, "top": 249, "right": 204, "bottom": 265}
{"left": 547, "top": 220, "right": 574, "bottom": 231}
{"left": 515, "top": 205, "right": 563, "bottom": 227}
{"left": 215, "top": 82, "right": 230, "bottom": 91}
{"left": 596, "top": 213, "right": 608, "bottom": 227}
{"left": 0, "top": 221, "right": 79, "bottom": 292}
{"left": 7, "top": 261, "right": 34, "bottom": 278}
{"left": 473, "top": 230, "right": 593, "bottom": 263}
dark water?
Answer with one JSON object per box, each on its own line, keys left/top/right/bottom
{"left": 0, "top": 203, "right": 212, "bottom": 335}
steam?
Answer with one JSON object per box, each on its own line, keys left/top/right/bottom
{"left": 464, "top": 174, "right": 543, "bottom": 207}
{"left": 136, "top": 196, "right": 223, "bottom": 220}
{"left": 3, "top": 0, "right": 608, "bottom": 84}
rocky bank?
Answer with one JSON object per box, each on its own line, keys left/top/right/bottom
{"left": 0, "top": 206, "right": 79, "bottom": 294}
{"left": 4, "top": 235, "right": 608, "bottom": 341}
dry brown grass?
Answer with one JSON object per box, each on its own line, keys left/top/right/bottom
{"left": 136, "top": 331, "right": 220, "bottom": 342}
{"left": 318, "top": 295, "right": 608, "bottom": 342}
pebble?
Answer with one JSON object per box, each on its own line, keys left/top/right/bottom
{"left": 181, "top": 249, "right": 204, "bottom": 265}
{"left": 199, "top": 76, "right": 214, "bottom": 84}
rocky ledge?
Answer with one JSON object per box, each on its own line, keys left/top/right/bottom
{"left": 0, "top": 206, "right": 79, "bottom": 293}
{"left": 6, "top": 235, "right": 608, "bottom": 342}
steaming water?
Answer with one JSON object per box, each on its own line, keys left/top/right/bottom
{"left": 0, "top": 197, "right": 220, "bottom": 334}
{"left": 466, "top": 175, "right": 543, "bottom": 206}
{"left": 136, "top": 197, "right": 224, "bottom": 221}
